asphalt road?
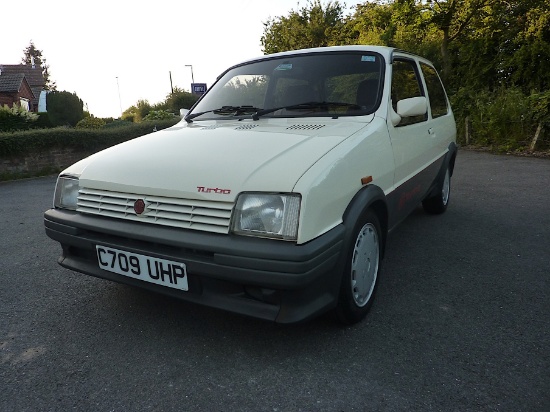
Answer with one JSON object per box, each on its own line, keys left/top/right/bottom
{"left": 1, "top": 150, "right": 549, "bottom": 411}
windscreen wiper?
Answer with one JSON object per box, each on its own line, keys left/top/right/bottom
{"left": 185, "top": 105, "right": 261, "bottom": 123}
{"left": 252, "top": 101, "right": 361, "bottom": 120}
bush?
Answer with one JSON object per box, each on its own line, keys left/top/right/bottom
{"left": 529, "top": 90, "right": 550, "bottom": 124}
{"left": 76, "top": 116, "right": 106, "bottom": 129}
{"left": 103, "top": 119, "right": 134, "bottom": 129}
{"left": 0, "top": 118, "right": 180, "bottom": 157}
{"left": 142, "top": 110, "right": 175, "bottom": 121}
{"left": 451, "top": 87, "right": 546, "bottom": 151}
{"left": 0, "top": 105, "right": 39, "bottom": 131}
{"left": 34, "top": 112, "right": 54, "bottom": 129}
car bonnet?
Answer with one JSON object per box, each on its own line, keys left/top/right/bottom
{"left": 68, "top": 118, "right": 373, "bottom": 201}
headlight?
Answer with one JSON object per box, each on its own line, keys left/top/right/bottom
{"left": 231, "top": 193, "right": 301, "bottom": 241}
{"left": 53, "top": 175, "right": 79, "bottom": 210}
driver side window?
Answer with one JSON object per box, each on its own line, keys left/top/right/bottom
{"left": 391, "top": 59, "right": 426, "bottom": 126}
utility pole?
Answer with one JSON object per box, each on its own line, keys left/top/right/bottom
{"left": 169, "top": 71, "right": 174, "bottom": 94}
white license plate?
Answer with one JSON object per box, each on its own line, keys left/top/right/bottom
{"left": 96, "top": 245, "right": 188, "bottom": 291}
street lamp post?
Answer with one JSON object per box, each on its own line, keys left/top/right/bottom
{"left": 185, "top": 64, "right": 195, "bottom": 86}
{"left": 116, "top": 76, "right": 122, "bottom": 118}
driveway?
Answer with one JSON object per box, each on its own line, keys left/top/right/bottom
{"left": 1, "top": 149, "right": 549, "bottom": 411}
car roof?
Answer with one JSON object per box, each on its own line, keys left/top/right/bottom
{"left": 226, "top": 46, "right": 433, "bottom": 70}
{"left": 213, "top": 46, "right": 436, "bottom": 83}
{"left": 261, "top": 45, "right": 396, "bottom": 60}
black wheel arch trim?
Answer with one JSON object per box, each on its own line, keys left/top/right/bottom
{"left": 341, "top": 184, "right": 388, "bottom": 258}
{"left": 448, "top": 141, "right": 458, "bottom": 177}
{"left": 425, "top": 142, "right": 458, "bottom": 199}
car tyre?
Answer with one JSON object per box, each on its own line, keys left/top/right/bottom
{"left": 336, "top": 209, "right": 382, "bottom": 325}
{"left": 422, "top": 166, "right": 451, "bottom": 214}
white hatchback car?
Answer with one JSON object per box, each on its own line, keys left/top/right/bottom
{"left": 45, "top": 46, "right": 457, "bottom": 324}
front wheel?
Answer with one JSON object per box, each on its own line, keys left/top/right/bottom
{"left": 422, "top": 166, "right": 451, "bottom": 214}
{"left": 336, "top": 210, "right": 382, "bottom": 325}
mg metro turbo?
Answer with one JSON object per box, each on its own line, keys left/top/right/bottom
{"left": 44, "top": 46, "right": 457, "bottom": 324}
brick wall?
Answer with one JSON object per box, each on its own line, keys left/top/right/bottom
{"left": 0, "top": 93, "right": 17, "bottom": 107}
{"left": 0, "top": 147, "right": 92, "bottom": 175}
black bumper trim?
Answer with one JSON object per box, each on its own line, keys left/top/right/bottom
{"left": 44, "top": 209, "right": 346, "bottom": 323}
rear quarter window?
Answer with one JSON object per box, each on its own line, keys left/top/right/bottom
{"left": 420, "top": 63, "right": 449, "bottom": 119}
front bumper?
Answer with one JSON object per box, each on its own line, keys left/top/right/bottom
{"left": 44, "top": 209, "right": 346, "bottom": 323}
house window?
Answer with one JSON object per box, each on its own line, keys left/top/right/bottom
{"left": 20, "top": 98, "right": 29, "bottom": 111}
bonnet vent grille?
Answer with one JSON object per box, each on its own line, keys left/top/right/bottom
{"left": 286, "top": 124, "right": 325, "bottom": 131}
{"left": 235, "top": 124, "right": 258, "bottom": 130}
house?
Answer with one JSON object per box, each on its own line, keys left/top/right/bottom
{"left": 0, "top": 73, "right": 36, "bottom": 110}
{"left": 0, "top": 64, "right": 46, "bottom": 112}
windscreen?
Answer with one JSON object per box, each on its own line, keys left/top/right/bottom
{"left": 190, "top": 52, "right": 384, "bottom": 121}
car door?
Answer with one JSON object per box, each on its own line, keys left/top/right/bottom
{"left": 386, "top": 57, "right": 446, "bottom": 224}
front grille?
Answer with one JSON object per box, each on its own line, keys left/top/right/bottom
{"left": 77, "top": 188, "right": 233, "bottom": 234}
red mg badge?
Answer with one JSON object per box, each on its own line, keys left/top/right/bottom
{"left": 134, "top": 199, "right": 146, "bottom": 215}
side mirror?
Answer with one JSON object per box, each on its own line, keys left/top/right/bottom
{"left": 390, "top": 106, "right": 402, "bottom": 127}
{"left": 396, "top": 96, "right": 427, "bottom": 118}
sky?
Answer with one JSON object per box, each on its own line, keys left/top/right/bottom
{"left": 1, "top": 0, "right": 352, "bottom": 119}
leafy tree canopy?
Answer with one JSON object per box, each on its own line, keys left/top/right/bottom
{"left": 163, "top": 87, "right": 199, "bottom": 113}
{"left": 261, "top": 0, "right": 347, "bottom": 54}
{"left": 260, "top": 0, "right": 550, "bottom": 151}
{"left": 122, "top": 88, "right": 199, "bottom": 122}
{"left": 261, "top": 0, "right": 550, "bottom": 93}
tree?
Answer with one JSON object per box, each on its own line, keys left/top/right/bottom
{"left": 343, "top": 1, "right": 436, "bottom": 57}
{"left": 136, "top": 99, "right": 152, "bottom": 120}
{"left": 343, "top": 1, "right": 394, "bottom": 46}
{"left": 46, "top": 91, "right": 84, "bottom": 126}
{"left": 163, "top": 87, "right": 199, "bottom": 113}
{"left": 342, "top": 0, "right": 494, "bottom": 83}
{"left": 121, "top": 99, "right": 152, "bottom": 122}
{"left": 21, "top": 41, "right": 56, "bottom": 90}
{"left": 121, "top": 105, "right": 139, "bottom": 122}
{"left": 259, "top": 0, "right": 550, "bottom": 150}
{"left": 421, "top": 0, "right": 493, "bottom": 82}
{"left": 122, "top": 89, "right": 200, "bottom": 122}
{"left": 261, "top": 0, "right": 347, "bottom": 54}
{"left": 503, "top": 0, "right": 550, "bottom": 92}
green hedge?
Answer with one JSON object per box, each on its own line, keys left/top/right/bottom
{"left": 0, "top": 118, "right": 180, "bottom": 157}
{"left": 451, "top": 88, "right": 550, "bottom": 152}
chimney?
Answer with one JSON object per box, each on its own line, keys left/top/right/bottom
{"left": 31, "top": 56, "right": 36, "bottom": 69}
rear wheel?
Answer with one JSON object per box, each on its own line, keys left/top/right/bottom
{"left": 336, "top": 210, "right": 382, "bottom": 325}
{"left": 422, "top": 166, "right": 450, "bottom": 214}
